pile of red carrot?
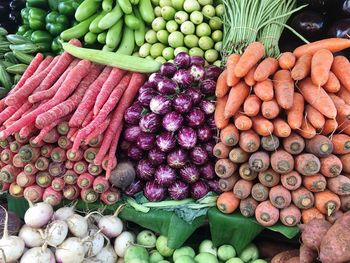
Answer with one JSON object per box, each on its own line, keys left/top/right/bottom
{"left": 0, "top": 38, "right": 145, "bottom": 205}
{"left": 215, "top": 38, "right": 350, "bottom": 227}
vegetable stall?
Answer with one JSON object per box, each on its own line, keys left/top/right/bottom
{"left": 0, "top": 0, "right": 350, "bottom": 262}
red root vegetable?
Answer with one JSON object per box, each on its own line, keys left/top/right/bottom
{"left": 66, "top": 149, "right": 83, "bottom": 161}
{"left": 88, "top": 164, "right": 102, "bottom": 176}
{"left": 255, "top": 200, "right": 280, "bottom": 226}
{"left": 40, "top": 145, "right": 53, "bottom": 158}
{"left": 35, "top": 157, "right": 49, "bottom": 171}
{"left": 80, "top": 188, "right": 99, "bottom": 203}
{"left": 271, "top": 250, "right": 300, "bottom": 263}
{"left": 300, "top": 218, "right": 331, "bottom": 250}
{"left": 35, "top": 172, "right": 52, "bottom": 188}
{"left": 9, "top": 182, "right": 23, "bottom": 197}
{"left": 258, "top": 169, "right": 280, "bottom": 187}
{"left": 300, "top": 244, "right": 317, "bottom": 263}
{"left": 77, "top": 173, "right": 94, "bottom": 189}
{"left": 23, "top": 184, "right": 44, "bottom": 202}
{"left": 51, "top": 177, "right": 65, "bottom": 191}
{"left": 73, "top": 161, "right": 88, "bottom": 175}
{"left": 16, "top": 172, "right": 35, "bottom": 188}
{"left": 269, "top": 185, "right": 292, "bottom": 209}
{"left": 63, "top": 170, "right": 78, "bottom": 185}
{"left": 327, "top": 175, "right": 350, "bottom": 195}
{"left": 239, "top": 197, "right": 258, "bottom": 217}
{"left": 100, "top": 187, "right": 120, "bottom": 205}
{"left": 271, "top": 150, "right": 294, "bottom": 174}
{"left": 63, "top": 184, "right": 80, "bottom": 200}
{"left": 280, "top": 204, "right": 301, "bottom": 227}
{"left": 295, "top": 153, "right": 321, "bottom": 176}
{"left": 251, "top": 183, "right": 269, "bottom": 202}
{"left": 292, "top": 187, "right": 315, "bottom": 209}
{"left": 93, "top": 176, "right": 110, "bottom": 193}
{"left": 43, "top": 186, "right": 63, "bottom": 206}
{"left": 12, "top": 154, "right": 25, "bottom": 168}
{"left": 281, "top": 171, "right": 302, "bottom": 191}
{"left": 51, "top": 147, "right": 66, "bottom": 163}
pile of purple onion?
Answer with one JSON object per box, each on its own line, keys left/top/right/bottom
{"left": 121, "top": 52, "right": 223, "bottom": 201}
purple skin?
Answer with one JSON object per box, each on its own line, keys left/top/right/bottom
{"left": 156, "top": 132, "right": 176, "bottom": 152}
{"left": 162, "top": 112, "right": 184, "bottom": 132}
{"left": 185, "top": 88, "right": 202, "bottom": 105}
{"left": 168, "top": 181, "right": 190, "bottom": 200}
{"left": 138, "top": 89, "right": 158, "bottom": 107}
{"left": 199, "top": 79, "right": 216, "bottom": 95}
{"left": 167, "top": 149, "right": 188, "bottom": 169}
{"left": 199, "top": 100, "right": 215, "bottom": 115}
{"left": 155, "top": 165, "right": 177, "bottom": 186}
{"left": 160, "top": 62, "right": 177, "bottom": 77}
{"left": 144, "top": 181, "right": 167, "bottom": 201}
{"left": 190, "top": 64, "right": 206, "bottom": 82}
{"left": 127, "top": 145, "right": 144, "bottom": 160}
{"left": 148, "top": 147, "right": 167, "bottom": 166}
{"left": 177, "top": 127, "right": 197, "bottom": 149}
{"left": 174, "top": 52, "right": 191, "bottom": 69}
{"left": 173, "top": 93, "right": 193, "bottom": 113}
{"left": 206, "top": 179, "right": 222, "bottom": 194}
{"left": 205, "top": 65, "right": 222, "bottom": 80}
{"left": 203, "top": 141, "right": 215, "bottom": 158}
{"left": 139, "top": 113, "right": 161, "bottom": 133}
{"left": 148, "top": 73, "right": 165, "bottom": 86}
{"left": 157, "top": 78, "right": 179, "bottom": 95}
{"left": 190, "top": 56, "right": 205, "bottom": 66}
{"left": 149, "top": 95, "right": 172, "bottom": 115}
{"left": 124, "top": 103, "right": 143, "bottom": 125}
{"left": 199, "top": 163, "right": 215, "bottom": 180}
{"left": 124, "top": 126, "right": 142, "bottom": 142}
{"left": 172, "top": 69, "right": 193, "bottom": 88}
{"left": 136, "top": 159, "right": 155, "bottom": 181}
{"left": 125, "top": 179, "right": 144, "bottom": 195}
{"left": 139, "top": 81, "right": 156, "bottom": 93}
{"left": 136, "top": 133, "right": 155, "bottom": 150}
{"left": 197, "top": 126, "right": 213, "bottom": 142}
{"left": 179, "top": 164, "right": 200, "bottom": 183}
{"left": 207, "top": 117, "right": 216, "bottom": 130}
{"left": 190, "top": 146, "right": 208, "bottom": 165}
{"left": 190, "top": 180, "right": 209, "bottom": 199}
{"left": 186, "top": 108, "right": 205, "bottom": 127}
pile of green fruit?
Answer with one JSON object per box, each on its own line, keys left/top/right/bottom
{"left": 124, "top": 230, "right": 267, "bottom": 263}
{"left": 139, "top": 0, "right": 223, "bottom": 65}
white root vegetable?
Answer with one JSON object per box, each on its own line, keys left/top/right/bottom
{"left": 114, "top": 231, "right": 135, "bottom": 258}
{"left": 19, "top": 224, "right": 45, "bottom": 248}
{"left": 0, "top": 205, "right": 25, "bottom": 262}
{"left": 93, "top": 242, "right": 118, "bottom": 263}
{"left": 55, "top": 237, "right": 85, "bottom": 263}
{"left": 83, "top": 229, "right": 104, "bottom": 257}
{"left": 45, "top": 220, "right": 68, "bottom": 246}
{"left": 116, "top": 258, "right": 125, "bottom": 263}
{"left": 53, "top": 203, "right": 76, "bottom": 221}
{"left": 98, "top": 210, "right": 123, "bottom": 238}
{"left": 24, "top": 201, "right": 54, "bottom": 228}
{"left": 20, "top": 245, "right": 55, "bottom": 263}
{"left": 67, "top": 214, "right": 89, "bottom": 238}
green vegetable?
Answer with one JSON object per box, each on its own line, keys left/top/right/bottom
{"left": 102, "top": 0, "right": 113, "bottom": 11}
{"left": 26, "top": 0, "right": 48, "bottom": 8}
{"left": 162, "top": 47, "right": 174, "bottom": 60}
{"left": 98, "top": 4, "right": 123, "bottom": 30}
{"left": 226, "top": 258, "right": 244, "bottom": 263}
{"left": 84, "top": 31, "right": 97, "bottom": 44}
{"left": 183, "top": 0, "right": 200, "bottom": 12}
{"left": 6, "top": 35, "right": 31, "bottom": 45}
{"left": 251, "top": 260, "right": 267, "bottom": 263}
{"left": 136, "top": 230, "right": 157, "bottom": 247}
{"left": 13, "top": 75, "right": 21, "bottom": 85}
{"left": 6, "top": 64, "right": 27, "bottom": 74}
{"left": 125, "top": 13, "right": 141, "bottom": 30}
{"left": 21, "top": 8, "right": 30, "bottom": 25}
{"left": 75, "top": 0, "right": 100, "bottom": 21}
{"left": 106, "top": 19, "right": 123, "bottom": 48}
{"left": 156, "top": 236, "right": 174, "bottom": 257}
{"left": 215, "top": 3, "right": 223, "bottom": 16}
{"left": 198, "top": 0, "right": 212, "bottom": 5}
{"left": 239, "top": 243, "right": 259, "bottom": 262}
{"left": 154, "top": 6, "right": 162, "bottom": 16}
{"left": 130, "top": 0, "right": 139, "bottom": 4}
{"left": 184, "top": 35, "right": 198, "bottom": 48}
{"left": 9, "top": 43, "right": 40, "bottom": 53}
{"left": 51, "top": 37, "right": 62, "bottom": 52}
{"left": 0, "top": 28, "right": 7, "bottom": 36}
{"left": 204, "top": 49, "right": 218, "bottom": 63}
{"left": 97, "top": 32, "right": 107, "bottom": 44}
{"left": 155, "top": 55, "right": 166, "bottom": 63}
{"left": 4, "top": 52, "right": 18, "bottom": 64}
{"left": 198, "top": 36, "right": 213, "bottom": 50}
{"left": 175, "top": 256, "right": 196, "bottom": 263}
{"left": 196, "top": 22, "right": 211, "bottom": 37}
{"left": 150, "top": 43, "right": 165, "bottom": 57}
{"left": 174, "top": 46, "right": 188, "bottom": 55}
{"left": 173, "top": 246, "right": 195, "bottom": 261}
{"left": 60, "top": 14, "right": 98, "bottom": 40}
{"left": 150, "top": 250, "right": 164, "bottom": 263}
{"left": 118, "top": 0, "right": 133, "bottom": 14}
{"left": 194, "top": 253, "right": 218, "bottom": 263}
{"left": 12, "top": 50, "right": 34, "bottom": 64}
{"left": 202, "top": 4, "right": 215, "bottom": 17}
{"left": 213, "top": 60, "right": 221, "bottom": 67}
{"left": 28, "top": 8, "right": 47, "bottom": 30}
{"left": 139, "top": 0, "right": 155, "bottom": 24}
{"left": 152, "top": 17, "right": 166, "bottom": 31}
{"left": 156, "top": 30, "right": 169, "bottom": 44}
{"left": 17, "top": 25, "right": 30, "bottom": 36}
{"left": 209, "top": 16, "right": 222, "bottom": 30}
{"left": 58, "top": 0, "right": 80, "bottom": 16}
{"left": 217, "top": 245, "right": 236, "bottom": 261}
{"left": 190, "top": 10, "right": 203, "bottom": 24}
{"left": 211, "top": 29, "right": 222, "bottom": 41}
{"left": 180, "top": 21, "right": 195, "bottom": 35}
{"left": 214, "top": 41, "right": 222, "bottom": 51}
{"left": 116, "top": 26, "right": 134, "bottom": 55}
{"left": 134, "top": 8, "right": 146, "bottom": 46}
{"left": 45, "top": 11, "right": 70, "bottom": 36}
{"left": 161, "top": 6, "right": 176, "bottom": 20}
{"left": 166, "top": 20, "right": 178, "bottom": 32}
{"left": 168, "top": 31, "right": 184, "bottom": 48}
{"left": 31, "top": 30, "right": 53, "bottom": 44}
{"left": 139, "top": 43, "right": 151, "bottom": 57}
{"left": 48, "top": 0, "right": 59, "bottom": 10}
{"left": 145, "top": 30, "right": 157, "bottom": 44}
{"left": 171, "top": 0, "right": 184, "bottom": 10}
{"left": 23, "top": 30, "right": 34, "bottom": 39}
{"left": 0, "top": 65, "right": 12, "bottom": 90}
{"left": 124, "top": 246, "right": 149, "bottom": 262}
{"left": 174, "top": 11, "right": 188, "bottom": 24}
{"left": 89, "top": 11, "right": 108, "bottom": 33}
{"left": 102, "top": 45, "right": 115, "bottom": 51}
{"left": 199, "top": 240, "right": 217, "bottom": 256}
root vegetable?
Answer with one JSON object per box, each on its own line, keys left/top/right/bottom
{"left": 215, "top": 159, "right": 237, "bottom": 179}
{"left": 24, "top": 201, "right": 53, "bottom": 228}
{"left": 213, "top": 142, "right": 231, "bottom": 158}
{"left": 229, "top": 147, "right": 249, "bottom": 164}
{"left": 258, "top": 169, "right": 280, "bottom": 187}
{"left": 341, "top": 195, "right": 350, "bottom": 211}
{"left": 315, "top": 190, "right": 341, "bottom": 216}
{"left": 248, "top": 151, "right": 269, "bottom": 172}
{"left": 45, "top": 220, "right": 68, "bottom": 246}
{"left": 281, "top": 171, "right": 302, "bottom": 191}
{"left": 18, "top": 224, "right": 44, "bottom": 248}
{"left": 295, "top": 153, "right": 320, "bottom": 176}
{"left": 55, "top": 237, "right": 85, "bottom": 263}
{"left": 255, "top": 200, "right": 279, "bottom": 227}
{"left": 305, "top": 135, "right": 333, "bottom": 158}
{"left": 300, "top": 243, "right": 317, "bottom": 263}
{"left": 220, "top": 124, "right": 239, "bottom": 146}
{"left": 302, "top": 173, "right": 326, "bottom": 192}
{"left": 326, "top": 210, "right": 344, "bottom": 224}
{"left": 43, "top": 186, "right": 63, "bottom": 206}
{"left": 233, "top": 179, "right": 253, "bottom": 199}
{"left": 239, "top": 162, "right": 258, "bottom": 181}
{"left": 327, "top": 175, "right": 350, "bottom": 195}
{"left": 301, "top": 207, "right": 325, "bottom": 224}
{"left": 282, "top": 133, "right": 305, "bottom": 155}
{"left": 114, "top": 231, "right": 135, "bottom": 257}
{"left": 20, "top": 245, "right": 55, "bottom": 263}
{"left": 84, "top": 228, "right": 104, "bottom": 257}
{"left": 251, "top": 183, "right": 269, "bottom": 202}
{"left": 239, "top": 129, "right": 260, "bottom": 153}
{"left": 67, "top": 213, "right": 89, "bottom": 238}
{"left": 109, "top": 161, "right": 135, "bottom": 190}
{"left": 292, "top": 187, "right": 315, "bottom": 209}
{"left": 218, "top": 174, "right": 239, "bottom": 192}
{"left": 261, "top": 135, "right": 279, "bottom": 152}
{"left": 93, "top": 242, "right": 118, "bottom": 263}
{"left": 320, "top": 154, "right": 343, "bottom": 178}
{"left": 271, "top": 150, "right": 294, "bottom": 174}
{"left": 217, "top": 191, "right": 240, "bottom": 214}
{"left": 280, "top": 205, "right": 301, "bottom": 227}
{"left": 23, "top": 185, "right": 44, "bottom": 203}
{"left": 300, "top": 218, "right": 331, "bottom": 251}
{"left": 54, "top": 202, "right": 76, "bottom": 221}
{"left": 240, "top": 197, "right": 258, "bottom": 217}
{"left": 98, "top": 211, "right": 123, "bottom": 238}
{"left": 271, "top": 250, "right": 299, "bottom": 263}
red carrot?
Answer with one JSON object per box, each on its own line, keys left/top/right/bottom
{"left": 66, "top": 148, "right": 83, "bottom": 161}
{"left": 63, "top": 185, "right": 80, "bottom": 200}
{"left": 67, "top": 127, "right": 78, "bottom": 140}
{"left": 19, "top": 123, "right": 36, "bottom": 138}
{"left": 65, "top": 160, "right": 74, "bottom": 170}
{"left": 85, "top": 117, "right": 111, "bottom": 144}
{"left": 43, "top": 186, "right": 63, "bottom": 206}
{"left": 0, "top": 149, "right": 13, "bottom": 164}
{"left": 35, "top": 171, "right": 52, "bottom": 188}
{"left": 73, "top": 161, "right": 88, "bottom": 174}
{"left": 77, "top": 173, "right": 94, "bottom": 189}
{"left": 83, "top": 148, "right": 99, "bottom": 163}
{"left": 102, "top": 155, "right": 117, "bottom": 171}
{"left": 5, "top": 103, "right": 31, "bottom": 124}
{"left": 40, "top": 145, "right": 53, "bottom": 158}
{"left": 93, "top": 176, "right": 110, "bottom": 193}
{"left": 23, "top": 163, "right": 37, "bottom": 176}
{"left": 58, "top": 136, "right": 72, "bottom": 150}
{"left": 16, "top": 172, "right": 35, "bottom": 188}
{"left": 100, "top": 187, "right": 120, "bottom": 205}
{"left": 23, "top": 184, "right": 43, "bottom": 202}
{"left": 51, "top": 177, "right": 65, "bottom": 191}
{"left": 80, "top": 188, "right": 98, "bottom": 203}
{"left": 35, "top": 157, "right": 49, "bottom": 171}
{"left": 0, "top": 107, "right": 18, "bottom": 126}
{"left": 105, "top": 127, "right": 122, "bottom": 177}
{"left": 88, "top": 163, "right": 103, "bottom": 176}
{"left": 32, "top": 118, "right": 64, "bottom": 144}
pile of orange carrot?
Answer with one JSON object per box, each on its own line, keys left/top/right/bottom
{"left": 215, "top": 38, "right": 350, "bottom": 227}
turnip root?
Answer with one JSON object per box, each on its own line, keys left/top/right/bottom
{"left": 271, "top": 250, "right": 299, "bottom": 263}
{"left": 300, "top": 218, "right": 331, "bottom": 250}
{"left": 24, "top": 201, "right": 53, "bottom": 228}
{"left": 286, "top": 256, "right": 300, "bottom": 263}
{"left": 53, "top": 202, "right": 76, "bottom": 221}
{"left": 93, "top": 241, "right": 118, "bottom": 263}
{"left": 19, "top": 224, "right": 45, "bottom": 248}
{"left": 45, "top": 220, "right": 68, "bottom": 246}
{"left": 55, "top": 237, "right": 85, "bottom": 263}
{"left": 84, "top": 229, "right": 104, "bottom": 257}
{"left": 67, "top": 214, "right": 89, "bottom": 238}
{"left": 114, "top": 231, "right": 135, "bottom": 257}
{"left": 300, "top": 244, "right": 317, "bottom": 263}
{"left": 98, "top": 210, "right": 123, "bottom": 238}
{"left": 20, "top": 245, "right": 55, "bottom": 263}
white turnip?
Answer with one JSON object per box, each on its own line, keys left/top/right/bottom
{"left": 19, "top": 224, "right": 45, "bottom": 248}
{"left": 20, "top": 245, "right": 55, "bottom": 263}
{"left": 84, "top": 229, "right": 104, "bottom": 257}
{"left": 55, "top": 237, "right": 85, "bottom": 263}
{"left": 93, "top": 241, "right": 118, "bottom": 263}
{"left": 116, "top": 258, "right": 125, "bottom": 263}
{"left": 45, "top": 220, "right": 68, "bottom": 246}
{"left": 24, "top": 201, "right": 53, "bottom": 228}
{"left": 114, "top": 231, "right": 135, "bottom": 257}
{"left": 98, "top": 210, "right": 123, "bottom": 238}
{"left": 53, "top": 202, "right": 76, "bottom": 221}
{"left": 67, "top": 214, "right": 89, "bottom": 238}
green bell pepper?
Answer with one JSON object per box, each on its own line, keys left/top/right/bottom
{"left": 17, "top": 25, "right": 30, "bottom": 36}
{"left": 21, "top": 8, "right": 30, "bottom": 25}
{"left": 23, "top": 30, "right": 34, "bottom": 39}
{"left": 45, "top": 11, "right": 69, "bottom": 36}
{"left": 31, "top": 30, "right": 53, "bottom": 44}
{"left": 48, "top": 0, "right": 59, "bottom": 10}
{"left": 51, "top": 37, "right": 63, "bottom": 53}
{"left": 28, "top": 8, "right": 47, "bottom": 30}
{"left": 58, "top": 0, "right": 80, "bottom": 16}
{"left": 26, "top": 0, "right": 48, "bottom": 8}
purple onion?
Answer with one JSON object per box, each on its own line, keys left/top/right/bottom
{"left": 168, "top": 181, "right": 190, "bottom": 200}
{"left": 157, "top": 78, "right": 179, "bottom": 95}
{"left": 156, "top": 132, "right": 176, "bottom": 152}
{"left": 160, "top": 62, "right": 177, "bottom": 77}
{"left": 186, "top": 108, "right": 205, "bottom": 127}
{"left": 173, "top": 93, "right": 193, "bottom": 113}
{"left": 205, "top": 65, "right": 222, "bottom": 80}
{"left": 207, "top": 179, "right": 223, "bottom": 194}
{"left": 174, "top": 52, "right": 191, "bottom": 69}
{"left": 199, "top": 163, "right": 215, "bottom": 180}
{"left": 172, "top": 69, "right": 193, "bottom": 88}
{"left": 148, "top": 73, "right": 165, "bottom": 86}
{"left": 127, "top": 145, "right": 144, "bottom": 160}
{"left": 190, "top": 56, "right": 205, "bottom": 66}
{"left": 185, "top": 88, "right": 201, "bottom": 105}
{"left": 190, "top": 64, "right": 206, "bottom": 82}
{"left": 150, "top": 95, "right": 172, "bottom": 115}
{"left": 203, "top": 141, "right": 215, "bottom": 158}
{"left": 136, "top": 133, "right": 155, "bottom": 150}
{"left": 167, "top": 148, "right": 188, "bottom": 168}
{"left": 162, "top": 112, "right": 183, "bottom": 132}
{"left": 199, "top": 100, "right": 215, "bottom": 115}
{"left": 177, "top": 127, "right": 197, "bottom": 149}
{"left": 138, "top": 89, "right": 158, "bottom": 106}
{"left": 155, "top": 165, "right": 177, "bottom": 186}
{"left": 124, "top": 179, "right": 144, "bottom": 196}
{"left": 139, "top": 81, "right": 156, "bottom": 93}
{"left": 136, "top": 160, "right": 155, "bottom": 181}
{"left": 139, "top": 113, "right": 161, "bottom": 133}
{"left": 144, "top": 181, "right": 167, "bottom": 201}
{"left": 199, "top": 79, "right": 216, "bottom": 95}
{"left": 124, "top": 103, "right": 143, "bottom": 125}
{"left": 179, "top": 164, "right": 200, "bottom": 183}
{"left": 124, "top": 126, "right": 142, "bottom": 142}
{"left": 197, "top": 126, "right": 213, "bottom": 142}
{"left": 148, "top": 147, "right": 167, "bottom": 165}
{"left": 190, "top": 180, "right": 209, "bottom": 199}
{"left": 190, "top": 146, "right": 208, "bottom": 165}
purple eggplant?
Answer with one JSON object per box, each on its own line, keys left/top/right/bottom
{"left": 197, "top": 125, "right": 213, "bottom": 142}
{"left": 199, "top": 163, "right": 215, "bottom": 180}
{"left": 150, "top": 95, "right": 172, "bottom": 115}
{"left": 199, "top": 79, "right": 216, "bottom": 95}
{"left": 179, "top": 164, "right": 200, "bottom": 183}
{"left": 156, "top": 132, "right": 176, "bottom": 152}
{"left": 172, "top": 69, "right": 193, "bottom": 88}
{"left": 160, "top": 62, "right": 177, "bottom": 77}
{"left": 207, "top": 117, "right": 216, "bottom": 130}
{"left": 136, "top": 133, "right": 155, "bottom": 150}
{"left": 190, "top": 56, "right": 205, "bottom": 66}
{"left": 136, "top": 159, "right": 155, "bottom": 181}
{"left": 328, "top": 19, "right": 350, "bottom": 39}
{"left": 205, "top": 65, "right": 222, "bottom": 80}
{"left": 190, "top": 64, "right": 206, "bottom": 82}
{"left": 167, "top": 148, "right": 188, "bottom": 169}
{"left": 185, "top": 88, "right": 202, "bottom": 105}
{"left": 144, "top": 181, "right": 167, "bottom": 201}
{"left": 207, "top": 179, "right": 222, "bottom": 194}
{"left": 162, "top": 112, "right": 184, "bottom": 132}
{"left": 148, "top": 73, "right": 165, "bottom": 86}
{"left": 139, "top": 81, "right": 156, "bottom": 93}
{"left": 173, "top": 93, "right": 193, "bottom": 113}
{"left": 186, "top": 108, "right": 205, "bottom": 127}
{"left": 138, "top": 89, "right": 158, "bottom": 107}
{"left": 203, "top": 141, "right": 215, "bottom": 158}
{"left": 291, "top": 11, "right": 325, "bottom": 40}
{"left": 168, "top": 181, "right": 190, "bottom": 200}
{"left": 157, "top": 78, "right": 179, "bottom": 95}
{"left": 190, "top": 146, "right": 208, "bottom": 165}
{"left": 139, "top": 113, "right": 161, "bottom": 133}
{"left": 148, "top": 147, "right": 167, "bottom": 165}
{"left": 124, "top": 103, "right": 143, "bottom": 125}
{"left": 174, "top": 52, "right": 191, "bottom": 69}
{"left": 199, "top": 100, "right": 215, "bottom": 115}
{"left": 155, "top": 164, "right": 177, "bottom": 186}
{"left": 124, "top": 179, "right": 144, "bottom": 196}
{"left": 127, "top": 145, "right": 144, "bottom": 160}
{"left": 190, "top": 180, "right": 209, "bottom": 199}
{"left": 177, "top": 127, "right": 197, "bottom": 149}
{"left": 124, "top": 126, "right": 142, "bottom": 142}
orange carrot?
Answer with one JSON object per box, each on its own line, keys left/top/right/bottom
{"left": 340, "top": 195, "right": 350, "bottom": 211}
{"left": 217, "top": 192, "right": 240, "bottom": 214}
{"left": 273, "top": 118, "right": 291, "bottom": 138}
{"left": 279, "top": 52, "right": 296, "bottom": 70}
{"left": 326, "top": 210, "right": 343, "bottom": 224}
{"left": 269, "top": 185, "right": 292, "bottom": 209}
{"left": 320, "top": 154, "right": 343, "bottom": 178}
{"left": 244, "top": 65, "right": 257, "bottom": 86}
{"left": 248, "top": 151, "right": 270, "bottom": 172}
{"left": 292, "top": 186, "right": 315, "bottom": 209}
{"left": 215, "top": 159, "right": 237, "bottom": 178}
{"left": 321, "top": 119, "right": 338, "bottom": 136}
{"left": 280, "top": 204, "right": 301, "bottom": 226}
{"left": 327, "top": 175, "right": 350, "bottom": 195}
{"left": 337, "top": 86, "right": 350, "bottom": 104}
{"left": 315, "top": 190, "right": 341, "bottom": 216}
{"left": 238, "top": 162, "right": 258, "bottom": 181}
{"left": 224, "top": 81, "right": 250, "bottom": 119}
{"left": 255, "top": 200, "right": 280, "bottom": 226}
{"left": 305, "top": 134, "right": 333, "bottom": 158}
{"left": 251, "top": 183, "right": 269, "bottom": 202}
{"left": 311, "top": 49, "right": 334, "bottom": 86}
{"left": 243, "top": 95, "right": 261, "bottom": 117}
{"left": 254, "top": 57, "right": 279, "bottom": 82}
{"left": 298, "top": 118, "right": 317, "bottom": 139}
{"left": 229, "top": 147, "right": 249, "bottom": 164}
{"left": 216, "top": 69, "right": 229, "bottom": 98}
{"left": 240, "top": 197, "right": 258, "bottom": 217}
{"left": 261, "top": 99, "right": 280, "bottom": 120}
{"left": 213, "top": 142, "right": 231, "bottom": 159}
{"left": 340, "top": 153, "right": 350, "bottom": 173}
{"left": 261, "top": 135, "right": 280, "bottom": 151}
{"left": 295, "top": 153, "right": 320, "bottom": 176}
{"left": 282, "top": 132, "right": 305, "bottom": 155}
{"left": 234, "top": 114, "right": 252, "bottom": 131}
{"left": 271, "top": 150, "right": 294, "bottom": 174}
{"left": 331, "top": 134, "right": 350, "bottom": 154}
{"left": 273, "top": 70, "right": 294, "bottom": 110}
{"left": 234, "top": 42, "right": 265, "bottom": 77}
{"left": 291, "top": 54, "right": 312, "bottom": 80}
{"left": 220, "top": 123, "right": 240, "bottom": 146}
{"left": 226, "top": 54, "right": 241, "bottom": 87}
{"left": 239, "top": 129, "right": 260, "bottom": 153}
{"left": 252, "top": 115, "right": 274, "bottom": 136}
{"left": 303, "top": 173, "right": 327, "bottom": 192}
{"left": 253, "top": 79, "right": 274, "bottom": 102}
{"left": 219, "top": 174, "right": 239, "bottom": 192}
{"left": 215, "top": 95, "right": 229, "bottom": 129}
{"left": 305, "top": 104, "right": 325, "bottom": 129}
{"left": 329, "top": 94, "right": 350, "bottom": 119}
{"left": 293, "top": 38, "right": 350, "bottom": 57}
{"left": 233, "top": 179, "right": 253, "bottom": 199}
{"left": 258, "top": 169, "right": 280, "bottom": 187}
{"left": 331, "top": 55, "right": 350, "bottom": 92}
{"left": 301, "top": 207, "right": 325, "bottom": 224}
{"left": 324, "top": 71, "right": 341, "bottom": 93}
{"left": 281, "top": 171, "right": 302, "bottom": 191}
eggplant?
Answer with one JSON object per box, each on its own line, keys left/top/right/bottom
{"left": 342, "top": 0, "right": 350, "bottom": 16}
{"left": 290, "top": 10, "right": 325, "bottom": 40}
{"left": 328, "top": 19, "right": 350, "bottom": 38}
